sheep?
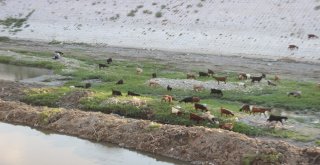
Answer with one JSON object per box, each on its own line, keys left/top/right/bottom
{"left": 136, "top": 67, "right": 143, "bottom": 74}
{"left": 193, "top": 84, "right": 204, "bottom": 92}
{"left": 201, "top": 111, "right": 218, "bottom": 124}
{"left": 171, "top": 106, "right": 183, "bottom": 116}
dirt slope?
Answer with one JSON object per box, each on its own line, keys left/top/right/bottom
{"left": 0, "top": 99, "right": 319, "bottom": 165}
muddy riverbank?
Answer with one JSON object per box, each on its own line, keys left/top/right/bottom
{"left": 0, "top": 99, "right": 319, "bottom": 165}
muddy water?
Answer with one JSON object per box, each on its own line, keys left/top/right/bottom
{"left": 0, "top": 63, "right": 51, "bottom": 81}
{"left": 0, "top": 122, "right": 186, "bottom": 165}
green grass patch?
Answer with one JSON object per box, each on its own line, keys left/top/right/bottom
{"left": 0, "top": 36, "right": 10, "bottom": 42}
{"left": 266, "top": 129, "right": 313, "bottom": 142}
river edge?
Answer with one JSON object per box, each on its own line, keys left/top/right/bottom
{"left": 0, "top": 99, "right": 319, "bottom": 165}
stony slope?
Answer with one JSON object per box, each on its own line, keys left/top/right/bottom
{"left": 0, "top": 0, "right": 320, "bottom": 62}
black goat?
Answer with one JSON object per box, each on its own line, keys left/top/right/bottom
{"left": 210, "top": 88, "right": 223, "bottom": 96}
{"left": 152, "top": 73, "right": 157, "bottom": 78}
{"left": 99, "top": 64, "right": 108, "bottom": 69}
{"left": 107, "top": 58, "right": 112, "bottom": 64}
{"left": 116, "top": 79, "right": 124, "bottom": 85}
{"left": 127, "top": 91, "right": 140, "bottom": 96}
{"left": 112, "top": 89, "right": 122, "bottom": 96}
{"left": 167, "top": 85, "right": 172, "bottom": 91}
{"left": 267, "top": 115, "right": 288, "bottom": 125}
{"left": 251, "top": 74, "right": 266, "bottom": 83}
{"left": 199, "top": 72, "right": 209, "bottom": 77}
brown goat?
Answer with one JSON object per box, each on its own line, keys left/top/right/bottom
{"left": 308, "top": 34, "right": 319, "bottom": 39}
{"left": 219, "top": 123, "right": 234, "bottom": 131}
{"left": 274, "top": 75, "right": 280, "bottom": 82}
{"left": 220, "top": 107, "right": 234, "bottom": 117}
{"left": 161, "top": 95, "right": 173, "bottom": 103}
{"left": 187, "top": 73, "right": 196, "bottom": 79}
{"left": 213, "top": 76, "right": 227, "bottom": 85}
{"left": 190, "top": 113, "right": 205, "bottom": 124}
{"left": 194, "top": 103, "right": 208, "bottom": 112}
{"left": 250, "top": 106, "right": 271, "bottom": 117}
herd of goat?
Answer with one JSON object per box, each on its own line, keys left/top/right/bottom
{"left": 61, "top": 54, "right": 318, "bottom": 131}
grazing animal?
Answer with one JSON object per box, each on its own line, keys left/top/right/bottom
{"left": 308, "top": 34, "right": 319, "bottom": 39}
{"left": 99, "top": 63, "right": 108, "bottom": 69}
{"left": 152, "top": 73, "right": 157, "bottom": 78}
{"left": 127, "top": 91, "right": 140, "bottom": 96}
{"left": 199, "top": 72, "right": 209, "bottom": 77}
{"left": 116, "top": 79, "right": 124, "bottom": 85}
{"left": 267, "top": 80, "right": 277, "bottom": 86}
{"left": 288, "top": 44, "right": 299, "bottom": 50}
{"left": 220, "top": 107, "right": 234, "bottom": 117}
{"left": 250, "top": 106, "right": 271, "bottom": 117}
{"left": 210, "top": 88, "right": 223, "bottom": 97}
{"left": 107, "top": 58, "right": 112, "bottom": 64}
{"left": 179, "top": 96, "right": 200, "bottom": 103}
{"left": 201, "top": 111, "right": 218, "bottom": 124}
{"left": 208, "top": 69, "right": 214, "bottom": 76}
{"left": 53, "top": 51, "right": 63, "bottom": 60}
{"left": 219, "top": 123, "right": 234, "bottom": 130}
{"left": 74, "top": 83, "right": 91, "bottom": 89}
{"left": 149, "top": 80, "right": 160, "bottom": 87}
{"left": 238, "top": 73, "right": 248, "bottom": 80}
{"left": 251, "top": 74, "right": 266, "bottom": 83}
{"left": 112, "top": 89, "right": 122, "bottom": 96}
{"left": 187, "top": 73, "right": 196, "bottom": 79}
{"left": 267, "top": 115, "right": 288, "bottom": 125}
{"left": 167, "top": 85, "right": 172, "bottom": 91}
{"left": 239, "top": 104, "right": 250, "bottom": 113}
{"left": 136, "top": 67, "right": 143, "bottom": 74}
{"left": 194, "top": 103, "right": 208, "bottom": 112}
{"left": 274, "top": 75, "right": 280, "bottom": 82}
{"left": 161, "top": 95, "right": 173, "bottom": 103}
{"left": 189, "top": 113, "right": 205, "bottom": 124}
{"left": 287, "top": 91, "right": 302, "bottom": 98}
{"left": 193, "top": 84, "right": 204, "bottom": 92}
{"left": 171, "top": 106, "right": 183, "bottom": 116}
{"left": 238, "top": 82, "right": 247, "bottom": 88}
{"left": 213, "top": 76, "right": 227, "bottom": 85}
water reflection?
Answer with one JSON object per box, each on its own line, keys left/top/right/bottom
{"left": 0, "top": 122, "right": 187, "bottom": 165}
{"left": 0, "top": 63, "right": 50, "bottom": 81}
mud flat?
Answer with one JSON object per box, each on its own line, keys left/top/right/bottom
{"left": 0, "top": 99, "right": 319, "bottom": 165}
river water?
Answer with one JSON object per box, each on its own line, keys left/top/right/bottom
{"left": 0, "top": 63, "right": 51, "bottom": 81}
{"left": 0, "top": 122, "right": 187, "bottom": 165}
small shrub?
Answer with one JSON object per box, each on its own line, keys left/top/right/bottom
{"left": 127, "top": 10, "right": 137, "bottom": 17}
{"left": 315, "top": 5, "right": 320, "bottom": 10}
{"left": 39, "top": 108, "right": 62, "bottom": 125}
{"left": 155, "top": 11, "right": 162, "bottom": 18}
{"left": 143, "top": 10, "right": 153, "bottom": 14}
{"left": 137, "top": 5, "right": 144, "bottom": 9}
{"left": 161, "top": 5, "right": 166, "bottom": 9}
{"left": 197, "top": 3, "right": 203, "bottom": 7}
{"left": 152, "top": 2, "right": 157, "bottom": 5}
{"left": 0, "top": 36, "right": 10, "bottom": 42}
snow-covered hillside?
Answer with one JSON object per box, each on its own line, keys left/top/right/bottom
{"left": 0, "top": 0, "right": 320, "bottom": 61}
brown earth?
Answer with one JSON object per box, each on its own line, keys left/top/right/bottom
{"left": 0, "top": 98, "right": 319, "bottom": 165}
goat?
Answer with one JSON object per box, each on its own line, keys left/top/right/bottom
{"left": 287, "top": 91, "right": 302, "bottom": 98}
{"left": 171, "top": 106, "right": 183, "bottom": 116}
{"left": 167, "top": 85, "right": 172, "bottom": 91}
{"left": 127, "top": 91, "right": 140, "bottom": 96}
{"left": 193, "top": 84, "right": 204, "bottom": 92}
{"left": 112, "top": 89, "right": 122, "bottom": 96}
{"left": 208, "top": 69, "right": 214, "bottom": 76}
{"left": 194, "top": 103, "right": 208, "bottom": 112}
{"left": 220, "top": 107, "right": 234, "bottom": 117}
{"left": 219, "top": 123, "right": 234, "bottom": 131}
{"left": 74, "top": 83, "right": 91, "bottom": 89}
{"left": 99, "top": 63, "right": 108, "bottom": 69}
{"left": 161, "top": 95, "right": 173, "bottom": 103}
{"left": 107, "top": 58, "right": 112, "bottom": 64}
{"left": 267, "top": 80, "right": 277, "bottom": 86}
{"left": 250, "top": 73, "right": 266, "bottom": 83}
{"left": 250, "top": 106, "right": 271, "bottom": 117}
{"left": 238, "top": 73, "right": 248, "bottom": 80}
{"left": 190, "top": 113, "right": 205, "bottom": 124}
{"left": 152, "top": 73, "right": 157, "bottom": 78}
{"left": 308, "top": 34, "right": 319, "bottom": 39}
{"left": 179, "top": 96, "right": 200, "bottom": 103}
{"left": 210, "top": 88, "right": 223, "bottom": 97}
{"left": 238, "top": 82, "right": 247, "bottom": 88}
{"left": 201, "top": 111, "right": 218, "bottom": 124}
{"left": 187, "top": 73, "right": 196, "bottom": 79}
{"left": 213, "top": 76, "right": 227, "bottom": 85}
{"left": 288, "top": 44, "right": 299, "bottom": 50}
{"left": 274, "top": 75, "right": 280, "bottom": 82}
{"left": 199, "top": 72, "right": 209, "bottom": 77}
{"left": 267, "top": 115, "right": 288, "bottom": 125}
{"left": 116, "top": 79, "right": 124, "bottom": 85}
{"left": 136, "top": 67, "right": 143, "bottom": 74}
{"left": 239, "top": 104, "right": 250, "bottom": 113}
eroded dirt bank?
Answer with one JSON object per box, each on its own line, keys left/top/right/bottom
{"left": 0, "top": 99, "right": 319, "bottom": 165}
